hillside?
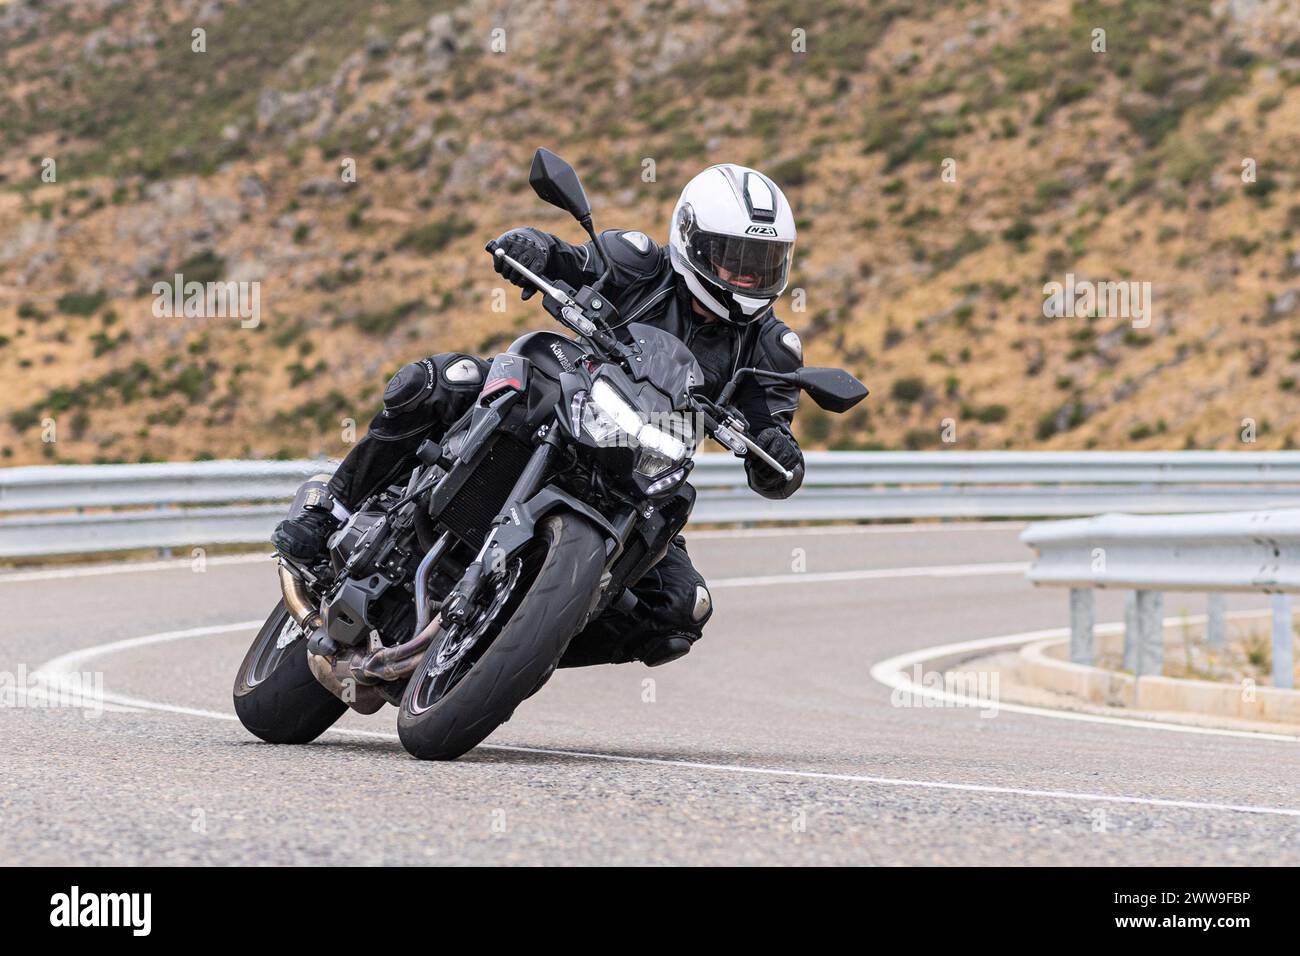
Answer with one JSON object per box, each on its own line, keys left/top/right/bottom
{"left": 3, "top": 0, "right": 1300, "bottom": 465}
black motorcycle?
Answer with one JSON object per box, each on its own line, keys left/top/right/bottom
{"left": 233, "top": 149, "right": 868, "bottom": 760}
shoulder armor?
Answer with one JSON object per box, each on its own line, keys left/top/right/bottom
{"left": 756, "top": 316, "right": 803, "bottom": 372}
{"left": 621, "top": 230, "right": 652, "bottom": 253}
{"left": 599, "top": 228, "right": 665, "bottom": 277}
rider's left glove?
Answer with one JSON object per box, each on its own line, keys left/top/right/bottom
{"left": 485, "top": 228, "right": 555, "bottom": 300}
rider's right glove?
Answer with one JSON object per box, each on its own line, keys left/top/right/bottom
{"left": 485, "top": 227, "right": 555, "bottom": 299}
{"left": 745, "top": 426, "right": 805, "bottom": 500}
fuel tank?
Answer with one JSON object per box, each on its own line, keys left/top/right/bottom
{"left": 508, "top": 330, "right": 586, "bottom": 381}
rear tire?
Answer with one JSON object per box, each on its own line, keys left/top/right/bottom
{"left": 397, "top": 513, "right": 605, "bottom": 760}
{"left": 233, "top": 602, "right": 346, "bottom": 744}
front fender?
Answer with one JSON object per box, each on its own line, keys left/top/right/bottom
{"left": 488, "top": 485, "right": 622, "bottom": 564}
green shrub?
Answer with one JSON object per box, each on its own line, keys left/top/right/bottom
{"left": 1001, "top": 218, "right": 1037, "bottom": 244}
{"left": 178, "top": 249, "right": 226, "bottom": 284}
{"left": 890, "top": 377, "right": 926, "bottom": 403}
{"left": 768, "top": 155, "right": 812, "bottom": 188}
{"left": 348, "top": 299, "right": 425, "bottom": 337}
{"left": 56, "top": 290, "right": 107, "bottom": 316}
{"left": 398, "top": 217, "right": 475, "bottom": 255}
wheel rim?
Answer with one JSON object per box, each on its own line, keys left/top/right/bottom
{"left": 407, "top": 539, "right": 549, "bottom": 715}
{"left": 243, "top": 611, "right": 304, "bottom": 690}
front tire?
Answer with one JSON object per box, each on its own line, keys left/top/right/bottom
{"left": 397, "top": 513, "right": 606, "bottom": 760}
{"left": 233, "top": 602, "right": 347, "bottom": 744}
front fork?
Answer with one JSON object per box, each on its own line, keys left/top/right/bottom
{"left": 440, "top": 425, "right": 563, "bottom": 626}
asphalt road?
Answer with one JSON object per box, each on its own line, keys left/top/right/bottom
{"left": 2, "top": 522, "right": 1297, "bottom": 865}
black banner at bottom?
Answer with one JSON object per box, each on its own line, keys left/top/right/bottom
{"left": 0, "top": 866, "right": 1285, "bottom": 942}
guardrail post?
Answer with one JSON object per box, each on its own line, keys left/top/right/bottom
{"left": 1068, "top": 587, "right": 1094, "bottom": 664}
{"left": 1205, "top": 592, "right": 1226, "bottom": 649}
{"left": 1133, "top": 590, "right": 1164, "bottom": 678}
{"left": 1272, "top": 593, "right": 1294, "bottom": 690}
{"left": 1122, "top": 592, "right": 1138, "bottom": 671}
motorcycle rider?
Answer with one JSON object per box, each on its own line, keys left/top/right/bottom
{"left": 272, "top": 163, "right": 807, "bottom": 667}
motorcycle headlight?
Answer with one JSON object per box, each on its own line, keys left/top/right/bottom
{"left": 634, "top": 422, "right": 689, "bottom": 478}
{"left": 580, "top": 378, "right": 693, "bottom": 478}
{"left": 581, "top": 379, "right": 643, "bottom": 444}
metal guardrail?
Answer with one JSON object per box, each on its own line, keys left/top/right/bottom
{"left": 1022, "top": 510, "right": 1299, "bottom": 689}
{"left": 2, "top": 451, "right": 1300, "bottom": 560}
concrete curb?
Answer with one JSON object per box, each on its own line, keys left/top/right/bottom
{"left": 1018, "top": 630, "right": 1300, "bottom": 725}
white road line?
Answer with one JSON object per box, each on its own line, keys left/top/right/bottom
{"left": 711, "top": 561, "right": 1028, "bottom": 588}
{"left": 869, "top": 617, "right": 1300, "bottom": 744}
{"left": 33, "top": 621, "right": 1300, "bottom": 819}
{"left": 0, "top": 553, "right": 272, "bottom": 583}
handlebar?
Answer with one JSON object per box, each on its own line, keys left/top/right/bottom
{"left": 494, "top": 247, "right": 629, "bottom": 358}
{"left": 693, "top": 403, "right": 794, "bottom": 482}
{"left": 496, "top": 246, "right": 792, "bottom": 482}
{"left": 493, "top": 248, "right": 575, "bottom": 310}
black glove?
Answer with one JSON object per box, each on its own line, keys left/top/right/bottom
{"left": 485, "top": 227, "right": 554, "bottom": 300}
{"left": 746, "top": 426, "right": 805, "bottom": 499}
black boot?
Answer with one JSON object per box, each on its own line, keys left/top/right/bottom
{"left": 271, "top": 505, "right": 339, "bottom": 561}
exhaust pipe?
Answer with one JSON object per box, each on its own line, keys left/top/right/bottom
{"left": 306, "top": 648, "right": 386, "bottom": 715}
{"left": 284, "top": 556, "right": 440, "bottom": 711}
{"left": 304, "top": 617, "right": 441, "bottom": 715}
{"left": 278, "top": 563, "right": 321, "bottom": 630}
{"left": 279, "top": 493, "right": 445, "bottom": 711}
{"left": 353, "top": 614, "right": 441, "bottom": 683}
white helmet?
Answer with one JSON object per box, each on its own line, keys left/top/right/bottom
{"left": 668, "top": 163, "right": 796, "bottom": 323}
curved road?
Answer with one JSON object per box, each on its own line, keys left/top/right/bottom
{"left": 2, "top": 523, "right": 1297, "bottom": 865}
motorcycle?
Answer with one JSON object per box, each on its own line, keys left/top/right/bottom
{"left": 233, "top": 148, "right": 869, "bottom": 760}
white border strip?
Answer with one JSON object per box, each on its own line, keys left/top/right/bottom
{"left": 869, "top": 617, "right": 1300, "bottom": 743}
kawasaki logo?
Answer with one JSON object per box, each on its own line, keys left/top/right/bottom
{"left": 550, "top": 341, "right": 576, "bottom": 373}
{"left": 745, "top": 224, "right": 778, "bottom": 237}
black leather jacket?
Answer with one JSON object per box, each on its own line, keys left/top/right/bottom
{"left": 533, "top": 227, "right": 806, "bottom": 498}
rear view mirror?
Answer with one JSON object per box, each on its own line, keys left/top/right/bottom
{"left": 795, "top": 367, "right": 869, "bottom": 413}
{"left": 529, "top": 148, "right": 592, "bottom": 223}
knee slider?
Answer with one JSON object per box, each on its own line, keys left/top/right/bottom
{"left": 372, "top": 360, "right": 437, "bottom": 440}
{"left": 383, "top": 360, "right": 435, "bottom": 413}
{"left": 691, "top": 584, "right": 713, "bottom": 624}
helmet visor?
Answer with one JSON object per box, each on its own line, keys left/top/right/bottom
{"left": 684, "top": 227, "right": 792, "bottom": 298}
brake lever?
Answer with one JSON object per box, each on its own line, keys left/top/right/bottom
{"left": 727, "top": 421, "right": 794, "bottom": 482}
{"left": 494, "top": 248, "right": 574, "bottom": 308}
{"left": 495, "top": 248, "right": 604, "bottom": 339}
{"left": 695, "top": 403, "right": 794, "bottom": 482}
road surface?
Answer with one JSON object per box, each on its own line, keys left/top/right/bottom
{"left": 2, "top": 523, "right": 1296, "bottom": 865}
